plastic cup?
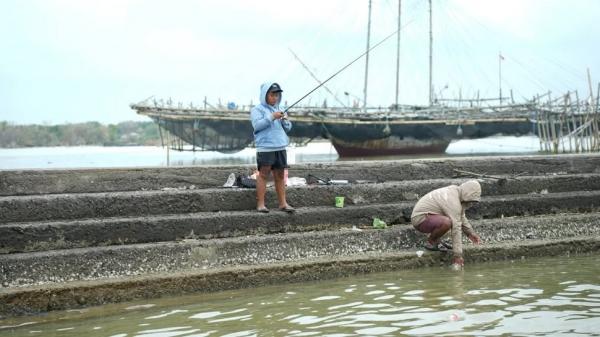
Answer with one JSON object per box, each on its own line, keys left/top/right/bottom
{"left": 335, "top": 196, "right": 345, "bottom": 208}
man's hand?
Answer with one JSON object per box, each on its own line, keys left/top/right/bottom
{"left": 451, "top": 256, "right": 464, "bottom": 271}
{"left": 272, "top": 111, "right": 284, "bottom": 120}
{"left": 468, "top": 233, "right": 482, "bottom": 245}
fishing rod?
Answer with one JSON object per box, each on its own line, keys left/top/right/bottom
{"left": 284, "top": 26, "right": 403, "bottom": 113}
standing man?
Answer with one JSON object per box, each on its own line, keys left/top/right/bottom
{"left": 411, "top": 180, "right": 483, "bottom": 269}
{"left": 250, "top": 82, "right": 295, "bottom": 213}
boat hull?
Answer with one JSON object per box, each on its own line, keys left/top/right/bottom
{"left": 330, "top": 136, "right": 451, "bottom": 156}
{"left": 135, "top": 106, "right": 535, "bottom": 157}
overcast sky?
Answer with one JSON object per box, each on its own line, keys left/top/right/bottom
{"left": 1, "top": 0, "right": 599, "bottom": 125}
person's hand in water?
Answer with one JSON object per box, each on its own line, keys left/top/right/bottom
{"left": 451, "top": 256, "right": 464, "bottom": 271}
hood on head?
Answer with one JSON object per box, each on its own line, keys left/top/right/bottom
{"left": 259, "top": 82, "right": 283, "bottom": 107}
{"left": 459, "top": 180, "right": 481, "bottom": 202}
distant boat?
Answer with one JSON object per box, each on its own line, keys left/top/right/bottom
{"left": 131, "top": 103, "right": 534, "bottom": 156}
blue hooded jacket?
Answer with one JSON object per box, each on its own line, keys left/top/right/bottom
{"left": 250, "top": 82, "right": 293, "bottom": 152}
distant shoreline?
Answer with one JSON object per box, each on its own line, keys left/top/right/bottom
{"left": 0, "top": 121, "right": 160, "bottom": 148}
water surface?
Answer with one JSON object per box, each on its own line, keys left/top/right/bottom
{"left": 2, "top": 253, "right": 599, "bottom": 336}
{"left": 0, "top": 135, "right": 540, "bottom": 170}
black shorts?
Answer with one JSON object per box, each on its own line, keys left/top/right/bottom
{"left": 257, "top": 150, "right": 288, "bottom": 170}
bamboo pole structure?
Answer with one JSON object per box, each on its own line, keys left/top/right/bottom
{"left": 536, "top": 102, "right": 543, "bottom": 152}
{"left": 564, "top": 94, "right": 573, "bottom": 152}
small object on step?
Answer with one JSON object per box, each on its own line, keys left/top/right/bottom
{"left": 223, "top": 173, "right": 236, "bottom": 187}
{"left": 240, "top": 175, "right": 257, "bottom": 188}
{"left": 335, "top": 196, "right": 345, "bottom": 208}
{"left": 372, "top": 217, "right": 387, "bottom": 229}
{"left": 286, "top": 177, "right": 307, "bottom": 187}
{"left": 355, "top": 180, "right": 376, "bottom": 184}
{"left": 307, "top": 174, "right": 329, "bottom": 185}
{"left": 351, "top": 225, "right": 362, "bottom": 232}
{"left": 416, "top": 250, "right": 424, "bottom": 257}
{"left": 329, "top": 179, "right": 349, "bottom": 185}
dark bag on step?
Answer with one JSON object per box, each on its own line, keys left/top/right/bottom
{"left": 237, "top": 175, "right": 256, "bottom": 188}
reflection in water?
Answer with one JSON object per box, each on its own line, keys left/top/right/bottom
{"left": 2, "top": 254, "right": 599, "bottom": 336}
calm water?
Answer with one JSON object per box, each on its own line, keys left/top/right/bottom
{"left": 0, "top": 136, "right": 540, "bottom": 170}
{"left": 1, "top": 253, "right": 599, "bottom": 336}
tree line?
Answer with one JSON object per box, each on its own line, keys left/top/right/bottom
{"left": 0, "top": 121, "right": 161, "bottom": 148}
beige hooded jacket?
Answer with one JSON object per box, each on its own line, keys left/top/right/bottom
{"left": 411, "top": 180, "right": 481, "bottom": 257}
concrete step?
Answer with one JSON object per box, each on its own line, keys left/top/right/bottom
{"left": 2, "top": 173, "right": 600, "bottom": 223}
{"left": 2, "top": 154, "right": 600, "bottom": 196}
{"left": 2, "top": 190, "right": 600, "bottom": 253}
{"left": 2, "top": 235, "right": 599, "bottom": 317}
{"left": 2, "top": 212, "right": 600, "bottom": 288}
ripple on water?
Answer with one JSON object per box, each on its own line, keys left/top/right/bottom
{"left": 189, "top": 311, "right": 221, "bottom": 319}
{"left": 0, "top": 322, "right": 37, "bottom": 330}
{"left": 374, "top": 295, "right": 395, "bottom": 301}
{"left": 327, "top": 301, "right": 364, "bottom": 310}
{"left": 145, "top": 309, "right": 188, "bottom": 320}
{"left": 565, "top": 284, "right": 600, "bottom": 292}
{"left": 365, "top": 290, "right": 386, "bottom": 295}
{"left": 209, "top": 314, "right": 253, "bottom": 323}
{"left": 355, "top": 326, "right": 400, "bottom": 335}
{"left": 473, "top": 299, "right": 509, "bottom": 306}
{"left": 125, "top": 304, "right": 156, "bottom": 310}
{"left": 403, "top": 289, "right": 425, "bottom": 295}
{"left": 311, "top": 295, "right": 342, "bottom": 301}
{"left": 130, "top": 326, "right": 209, "bottom": 337}
{"left": 220, "top": 330, "right": 257, "bottom": 337}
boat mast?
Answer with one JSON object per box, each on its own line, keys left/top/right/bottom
{"left": 395, "top": 0, "right": 402, "bottom": 109}
{"left": 499, "top": 51, "right": 503, "bottom": 105}
{"left": 428, "top": 0, "right": 433, "bottom": 105}
{"left": 363, "top": 0, "right": 372, "bottom": 113}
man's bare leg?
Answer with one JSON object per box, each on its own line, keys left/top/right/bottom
{"left": 273, "top": 168, "right": 287, "bottom": 208}
{"left": 419, "top": 214, "right": 452, "bottom": 244}
{"left": 256, "top": 165, "right": 271, "bottom": 209}
{"left": 428, "top": 221, "right": 451, "bottom": 244}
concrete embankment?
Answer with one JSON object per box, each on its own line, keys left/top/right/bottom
{"left": 2, "top": 154, "right": 599, "bottom": 196}
{"left": 1, "top": 153, "right": 600, "bottom": 317}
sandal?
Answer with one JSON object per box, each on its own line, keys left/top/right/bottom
{"left": 424, "top": 241, "right": 449, "bottom": 252}
{"left": 257, "top": 207, "right": 270, "bottom": 213}
{"left": 279, "top": 205, "right": 296, "bottom": 213}
{"left": 441, "top": 240, "right": 453, "bottom": 250}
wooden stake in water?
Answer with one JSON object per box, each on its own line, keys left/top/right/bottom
{"left": 166, "top": 129, "right": 170, "bottom": 167}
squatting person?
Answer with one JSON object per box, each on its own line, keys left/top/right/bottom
{"left": 411, "top": 180, "right": 483, "bottom": 268}
{"left": 250, "top": 82, "right": 295, "bottom": 213}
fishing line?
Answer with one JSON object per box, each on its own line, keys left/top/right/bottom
{"left": 284, "top": 18, "right": 417, "bottom": 113}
